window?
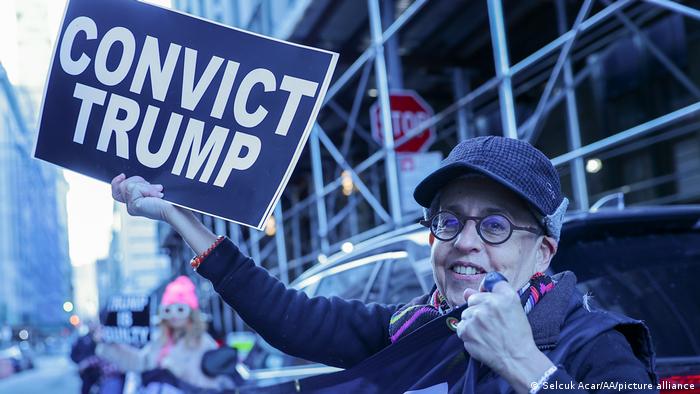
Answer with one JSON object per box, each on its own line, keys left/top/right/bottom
{"left": 385, "top": 259, "right": 424, "bottom": 305}
{"left": 314, "top": 263, "right": 376, "bottom": 300}
{"left": 365, "top": 258, "right": 425, "bottom": 305}
{"left": 556, "top": 231, "right": 700, "bottom": 357}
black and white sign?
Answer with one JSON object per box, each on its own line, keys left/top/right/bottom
{"left": 34, "top": 0, "right": 338, "bottom": 229}
{"left": 101, "top": 295, "right": 151, "bottom": 347}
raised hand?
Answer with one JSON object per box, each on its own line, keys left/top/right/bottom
{"left": 110, "top": 173, "right": 217, "bottom": 254}
{"left": 111, "top": 174, "right": 171, "bottom": 222}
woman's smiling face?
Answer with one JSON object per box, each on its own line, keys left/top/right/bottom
{"left": 430, "top": 176, "right": 555, "bottom": 308}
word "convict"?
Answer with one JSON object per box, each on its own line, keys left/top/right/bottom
{"left": 60, "top": 16, "right": 319, "bottom": 187}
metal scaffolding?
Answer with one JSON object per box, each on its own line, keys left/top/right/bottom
{"left": 188, "top": 0, "right": 700, "bottom": 313}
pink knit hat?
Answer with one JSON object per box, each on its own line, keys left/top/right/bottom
{"left": 161, "top": 276, "right": 199, "bottom": 310}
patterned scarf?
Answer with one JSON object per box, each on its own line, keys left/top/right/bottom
{"left": 389, "top": 272, "right": 555, "bottom": 343}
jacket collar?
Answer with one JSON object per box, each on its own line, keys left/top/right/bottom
{"left": 528, "top": 270, "right": 580, "bottom": 348}
{"left": 415, "top": 271, "right": 581, "bottom": 348}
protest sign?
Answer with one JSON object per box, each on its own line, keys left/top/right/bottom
{"left": 34, "top": 0, "right": 338, "bottom": 229}
{"left": 101, "top": 295, "right": 151, "bottom": 347}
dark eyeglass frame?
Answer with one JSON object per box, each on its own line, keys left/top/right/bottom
{"left": 420, "top": 210, "right": 543, "bottom": 245}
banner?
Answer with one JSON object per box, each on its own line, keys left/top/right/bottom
{"left": 101, "top": 295, "right": 151, "bottom": 347}
{"left": 34, "top": 0, "right": 338, "bottom": 229}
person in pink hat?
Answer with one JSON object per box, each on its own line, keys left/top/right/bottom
{"left": 97, "top": 276, "right": 228, "bottom": 391}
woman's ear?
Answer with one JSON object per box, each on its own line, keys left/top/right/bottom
{"left": 536, "top": 236, "right": 557, "bottom": 273}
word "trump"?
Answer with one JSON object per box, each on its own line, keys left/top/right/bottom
{"left": 59, "top": 16, "right": 319, "bottom": 187}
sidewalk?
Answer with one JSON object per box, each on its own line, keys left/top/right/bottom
{"left": 0, "top": 354, "right": 80, "bottom": 394}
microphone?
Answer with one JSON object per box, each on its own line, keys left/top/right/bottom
{"left": 479, "top": 271, "right": 508, "bottom": 293}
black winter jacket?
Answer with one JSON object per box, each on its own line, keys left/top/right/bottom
{"left": 198, "top": 238, "right": 657, "bottom": 393}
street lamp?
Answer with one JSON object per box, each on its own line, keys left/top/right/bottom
{"left": 341, "top": 170, "right": 354, "bottom": 196}
{"left": 586, "top": 158, "right": 603, "bottom": 173}
{"left": 341, "top": 242, "right": 354, "bottom": 253}
{"left": 264, "top": 216, "right": 276, "bottom": 236}
{"left": 63, "top": 301, "right": 74, "bottom": 313}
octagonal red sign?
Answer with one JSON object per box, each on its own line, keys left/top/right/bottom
{"left": 370, "top": 90, "right": 436, "bottom": 153}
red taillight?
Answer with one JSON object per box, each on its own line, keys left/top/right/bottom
{"left": 660, "top": 375, "right": 700, "bottom": 394}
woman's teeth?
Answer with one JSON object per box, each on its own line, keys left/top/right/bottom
{"left": 452, "top": 266, "right": 482, "bottom": 275}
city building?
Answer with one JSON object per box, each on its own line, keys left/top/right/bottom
{"left": 95, "top": 228, "right": 124, "bottom": 310}
{"left": 0, "top": 62, "right": 72, "bottom": 335}
{"left": 111, "top": 204, "right": 171, "bottom": 296}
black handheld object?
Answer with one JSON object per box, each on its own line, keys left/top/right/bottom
{"left": 480, "top": 272, "right": 508, "bottom": 292}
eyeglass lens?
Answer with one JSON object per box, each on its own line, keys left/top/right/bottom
{"left": 431, "top": 212, "right": 511, "bottom": 243}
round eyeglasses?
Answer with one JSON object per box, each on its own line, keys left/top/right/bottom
{"left": 420, "top": 211, "right": 542, "bottom": 245}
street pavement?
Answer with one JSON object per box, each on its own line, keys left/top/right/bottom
{"left": 0, "top": 354, "right": 81, "bottom": 394}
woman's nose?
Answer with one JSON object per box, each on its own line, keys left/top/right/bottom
{"left": 452, "top": 220, "right": 482, "bottom": 252}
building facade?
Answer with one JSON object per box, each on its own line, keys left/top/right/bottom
{"left": 0, "top": 63, "right": 72, "bottom": 334}
{"left": 95, "top": 228, "right": 124, "bottom": 310}
{"left": 111, "top": 204, "right": 171, "bottom": 296}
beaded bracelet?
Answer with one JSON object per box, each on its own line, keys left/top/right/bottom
{"left": 529, "top": 365, "right": 557, "bottom": 394}
{"left": 190, "top": 236, "right": 225, "bottom": 271}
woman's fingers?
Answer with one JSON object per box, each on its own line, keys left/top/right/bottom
{"left": 112, "top": 174, "right": 169, "bottom": 220}
{"left": 112, "top": 175, "right": 164, "bottom": 202}
{"left": 111, "top": 173, "right": 126, "bottom": 202}
{"left": 143, "top": 184, "right": 164, "bottom": 198}
{"left": 119, "top": 176, "right": 148, "bottom": 202}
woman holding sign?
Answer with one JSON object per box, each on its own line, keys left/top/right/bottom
{"left": 111, "top": 136, "right": 656, "bottom": 393}
{"left": 97, "top": 276, "right": 228, "bottom": 392}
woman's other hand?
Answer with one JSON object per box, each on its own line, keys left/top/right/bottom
{"left": 457, "top": 281, "right": 555, "bottom": 393}
{"left": 111, "top": 173, "right": 217, "bottom": 254}
{"left": 111, "top": 174, "right": 171, "bottom": 222}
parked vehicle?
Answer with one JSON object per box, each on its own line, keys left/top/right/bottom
{"left": 243, "top": 224, "right": 432, "bottom": 379}
{"left": 239, "top": 206, "right": 700, "bottom": 390}
{"left": 551, "top": 205, "right": 700, "bottom": 390}
{"left": 0, "top": 342, "right": 34, "bottom": 375}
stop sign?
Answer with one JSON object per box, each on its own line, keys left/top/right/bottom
{"left": 370, "top": 90, "right": 436, "bottom": 153}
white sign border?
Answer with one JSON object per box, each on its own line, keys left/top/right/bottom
{"left": 33, "top": 0, "right": 339, "bottom": 231}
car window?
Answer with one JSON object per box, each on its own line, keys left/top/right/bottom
{"left": 366, "top": 261, "right": 391, "bottom": 304}
{"left": 314, "top": 263, "right": 375, "bottom": 300}
{"left": 365, "top": 258, "right": 425, "bottom": 304}
{"left": 554, "top": 231, "right": 700, "bottom": 358}
{"left": 385, "top": 259, "right": 424, "bottom": 305}
{"left": 413, "top": 257, "right": 434, "bottom": 292}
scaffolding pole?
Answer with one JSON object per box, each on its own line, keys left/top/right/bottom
{"left": 487, "top": 0, "right": 518, "bottom": 139}
{"left": 452, "top": 68, "right": 472, "bottom": 142}
{"left": 552, "top": 101, "right": 700, "bottom": 166}
{"left": 274, "top": 203, "right": 289, "bottom": 284}
{"left": 310, "top": 126, "right": 330, "bottom": 253}
{"left": 557, "top": 0, "right": 590, "bottom": 210}
{"left": 368, "top": 0, "right": 402, "bottom": 225}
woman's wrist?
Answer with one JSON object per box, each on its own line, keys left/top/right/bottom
{"left": 501, "top": 346, "right": 556, "bottom": 394}
{"left": 164, "top": 205, "right": 218, "bottom": 255}
{"left": 163, "top": 204, "right": 189, "bottom": 226}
